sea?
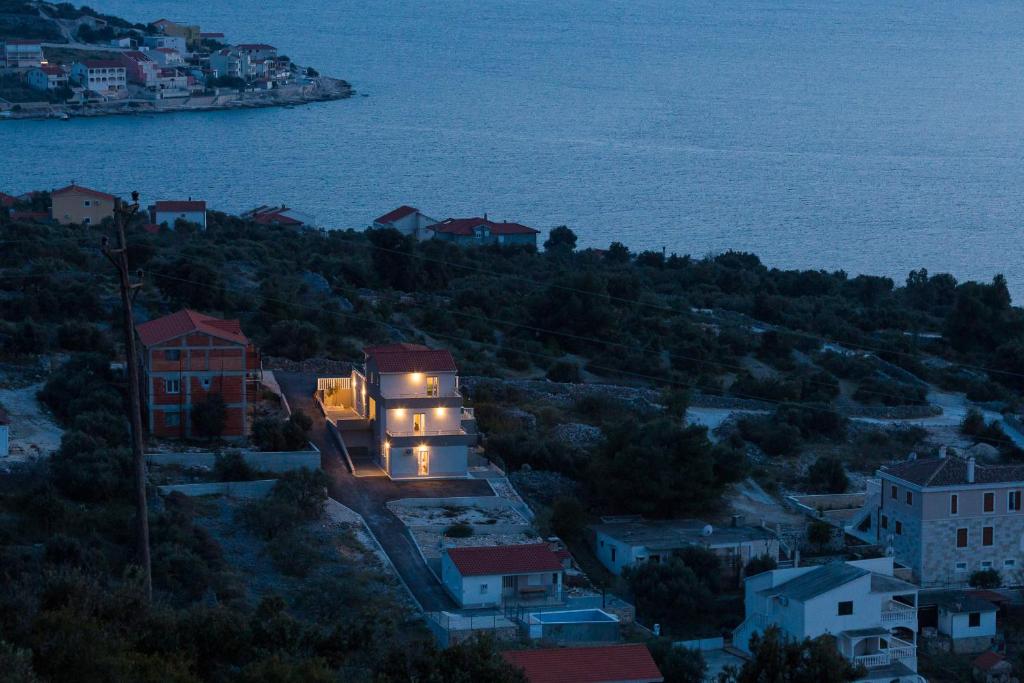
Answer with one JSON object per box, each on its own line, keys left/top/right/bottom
{"left": 4, "top": 0, "right": 1024, "bottom": 298}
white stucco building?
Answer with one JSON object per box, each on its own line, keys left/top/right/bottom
{"left": 441, "top": 543, "right": 564, "bottom": 609}
{"left": 926, "top": 591, "right": 999, "bottom": 654}
{"left": 152, "top": 200, "right": 207, "bottom": 229}
{"left": 3, "top": 40, "right": 43, "bottom": 69}
{"left": 372, "top": 205, "right": 438, "bottom": 241}
{"left": 0, "top": 408, "right": 8, "bottom": 457}
{"left": 735, "top": 558, "right": 920, "bottom": 683}
{"left": 70, "top": 60, "right": 127, "bottom": 95}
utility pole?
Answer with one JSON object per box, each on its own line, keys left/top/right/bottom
{"left": 102, "top": 191, "right": 152, "bottom": 601}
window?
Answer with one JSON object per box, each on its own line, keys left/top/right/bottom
{"left": 983, "top": 527, "right": 994, "bottom": 546}
{"left": 880, "top": 515, "right": 888, "bottom": 530}
{"left": 1010, "top": 490, "right": 1022, "bottom": 512}
{"left": 1006, "top": 559, "right": 1016, "bottom": 568}
{"left": 165, "top": 378, "right": 180, "bottom": 394}
{"left": 985, "top": 492, "right": 995, "bottom": 512}
{"left": 201, "top": 377, "right": 211, "bottom": 390}
{"left": 906, "top": 491, "right": 913, "bottom": 505}
{"left": 951, "top": 494, "right": 958, "bottom": 515}
{"left": 83, "top": 200, "right": 91, "bottom": 207}
{"left": 891, "top": 485, "right": 897, "bottom": 500}
{"left": 981, "top": 561, "right": 993, "bottom": 570}
{"left": 417, "top": 447, "right": 429, "bottom": 476}
{"left": 837, "top": 601, "right": 853, "bottom": 616}
{"left": 957, "top": 528, "right": 968, "bottom": 548}
{"left": 426, "top": 376, "right": 439, "bottom": 397}
{"left": 611, "top": 547, "right": 616, "bottom": 563}
{"left": 164, "top": 350, "right": 181, "bottom": 361}
{"left": 413, "top": 413, "right": 425, "bottom": 433}
{"left": 895, "top": 521, "right": 902, "bottom": 535}
{"left": 165, "top": 412, "right": 180, "bottom": 427}
{"left": 955, "top": 561, "right": 968, "bottom": 572}
{"left": 969, "top": 612, "right": 981, "bottom": 628}
{"left": 479, "top": 583, "right": 488, "bottom": 594}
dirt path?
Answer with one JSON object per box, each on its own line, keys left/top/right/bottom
{"left": 0, "top": 382, "right": 63, "bottom": 460}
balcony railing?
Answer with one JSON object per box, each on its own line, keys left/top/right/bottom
{"left": 852, "top": 637, "right": 916, "bottom": 669}
{"left": 881, "top": 601, "right": 917, "bottom": 625}
{"left": 462, "top": 407, "right": 475, "bottom": 420}
{"left": 381, "top": 389, "right": 463, "bottom": 399}
{"left": 387, "top": 427, "right": 468, "bottom": 438}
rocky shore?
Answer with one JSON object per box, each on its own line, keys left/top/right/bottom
{"left": 0, "top": 76, "right": 353, "bottom": 121}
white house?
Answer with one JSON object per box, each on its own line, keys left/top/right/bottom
{"left": 441, "top": 543, "right": 564, "bottom": 609}
{"left": 926, "top": 591, "right": 998, "bottom": 654}
{"left": 150, "top": 48, "right": 185, "bottom": 67}
{"left": 372, "top": 205, "right": 438, "bottom": 241}
{"left": 0, "top": 407, "right": 8, "bottom": 457}
{"left": 70, "top": 60, "right": 127, "bottom": 95}
{"left": 152, "top": 200, "right": 207, "bottom": 229}
{"left": 143, "top": 34, "right": 187, "bottom": 54}
{"left": 3, "top": 40, "right": 43, "bottom": 69}
{"left": 26, "top": 64, "right": 68, "bottom": 91}
{"left": 590, "top": 517, "right": 779, "bottom": 578}
{"left": 735, "top": 557, "right": 920, "bottom": 683}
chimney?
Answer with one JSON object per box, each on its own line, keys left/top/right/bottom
{"left": 939, "top": 445, "right": 948, "bottom": 459}
{"left": 483, "top": 212, "right": 488, "bottom": 221}
{"left": 967, "top": 456, "right": 976, "bottom": 484}
{"left": 731, "top": 514, "right": 743, "bottom": 528}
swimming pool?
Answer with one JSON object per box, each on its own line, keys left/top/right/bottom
{"left": 530, "top": 609, "right": 618, "bottom": 624}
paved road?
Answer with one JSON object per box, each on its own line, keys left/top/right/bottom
{"left": 276, "top": 372, "right": 493, "bottom": 611}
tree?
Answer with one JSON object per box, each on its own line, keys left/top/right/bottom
{"left": 624, "top": 558, "right": 713, "bottom": 634}
{"left": 806, "top": 456, "right": 848, "bottom": 494}
{"left": 191, "top": 394, "right": 227, "bottom": 440}
{"left": 606, "top": 241, "right": 630, "bottom": 263}
{"left": 744, "top": 554, "right": 778, "bottom": 577}
{"left": 546, "top": 360, "right": 581, "bottom": 383}
{"left": 543, "top": 225, "right": 577, "bottom": 252}
{"left": 722, "top": 627, "right": 864, "bottom": 683}
{"left": 806, "top": 518, "right": 833, "bottom": 551}
{"left": 969, "top": 568, "right": 1001, "bottom": 589}
{"left": 267, "top": 320, "right": 322, "bottom": 360}
{"left": 647, "top": 639, "right": 705, "bottom": 683}
{"left": 676, "top": 546, "right": 722, "bottom": 593}
{"left": 550, "top": 497, "right": 586, "bottom": 540}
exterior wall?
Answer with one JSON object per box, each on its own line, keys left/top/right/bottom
{"left": 51, "top": 190, "right": 115, "bottom": 225}
{"left": 142, "top": 332, "right": 249, "bottom": 438}
{"left": 144, "top": 35, "right": 187, "bottom": 52}
{"left": 387, "top": 442, "right": 467, "bottom": 479}
{"left": 592, "top": 531, "right": 641, "bottom": 575}
{"left": 3, "top": 42, "right": 43, "bottom": 68}
{"left": 155, "top": 210, "right": 207, "bottom": 229}
{"left": 0, "top": 424, "right": 8, "bottom": 457}
{"left": 592, "top": 529, "right": 778, "bottom": 576}
{"left": 881, "top": 471, "right": 1024, "bottom": 586}
{"left": 374, "top": 369, "right": 458, "bottom": 399}
{"left": 802, "top": 574, "right": 878, "bottom": 637}
{"left": 433, "top": 231, "right": 537, "bottom": 247}
{"left": 27, "top": 69, "right": 66, "bottom": 91}
{"left": 440, "top": 556, "right": 560, "bottom": 608}
{"left": 938, "top": 610, "right": 996, "bottom": 653}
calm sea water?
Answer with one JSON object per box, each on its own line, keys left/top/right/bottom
{"left": 5, "top": 1, "right": 1024, "bottom": 297}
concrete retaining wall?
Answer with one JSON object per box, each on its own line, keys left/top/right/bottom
{"left": 147, "top": 444, "right": 320, "bottom": 473}
{"left": 158, "top": 479, "right": 277, "bottom": 498}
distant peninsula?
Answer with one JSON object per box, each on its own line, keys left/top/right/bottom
{"left": 0, "top": 0, "right": 352, "bottom": 120}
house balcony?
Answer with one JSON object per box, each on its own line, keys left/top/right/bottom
{"left": 880, "top": 600, "right": 917, "bottom": 627}
{"left": 381, "top": 388, "right": 464, "bottom": 399}
{"left": 852, "top": 636, "right": 916, "bottom": 669}
{"left": 501, "top": 586, "right": 565, "bottom": 608}
{"left": 387, "top": 427, "right": 468, "bottom": 438}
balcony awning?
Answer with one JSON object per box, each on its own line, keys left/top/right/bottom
{"left": 842, "top": 626, "right": 889, "bottom": 639}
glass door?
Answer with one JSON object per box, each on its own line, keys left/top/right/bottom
{"left": 417, "top": 447, "right": 429, "bottom": 475}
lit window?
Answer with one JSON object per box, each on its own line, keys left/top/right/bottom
{"left": 426, "top": 376, "right": 439, "bottom": 397}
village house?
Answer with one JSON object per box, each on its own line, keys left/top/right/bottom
{"left": 441, "top": 543, "right": 564, "bottom": 609}
{"left": 922, "top": 591, "right": 998, "bottom": 654}
{"left": 135, "top": 309, "right": 261, "bottom": 439}
{"left": 209, "top": 49, "right": 242, "bottom": 80}
{"left": 430, "top": 216, "right": 540, "bottom": 248}
{"left": 51, "top": 183, "right": 116, "bottom": 226}
{"left": 120, "top": 51, "right": 159, "bottom": 86}
{"left": 973, "top": 651, "right": 1014, "bottom": 683}
{"left": 501, "top": 644, "right": 664, "bottom": 683}
{"left": 2, "top": 40, "right": 43, "bottom": 69}
{"left": 242, "top": 205, "right": 311, "bottom": 228}
{"left": 150, "top": 47, "right": 186, "bottom": 68}
{"left": 875, "top": 451, "right": 1024, "bottom": 587}
{"left": 70, "top": 60, "right": 127, "bottom": 95}
{"left": 372, "top": 205, "right": 438, "bottom": 240}
{"left": 143, "top": 34, "right": 187, "bottom": 54}
{"left": 734, "top": 557, "right": 920, "bottom": 683}
{"left": 316, "top": 343, "right": 477, "bottom": 479}
{"left": 151, "top": 18, "right": 200, "bottom": 46}
{"left": 26, "top": 64, "right": 68, "bottom": 91}
{"left": 200, "top": 32, "right": 226, "bottom": 42}
{"left": 152, "top": 200, "right": 207, "bottom": 229}
{"left": 589, "top": 517, "right": 780, "bottom": 579}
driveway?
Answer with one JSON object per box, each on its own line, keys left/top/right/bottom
{"left": 275, "top": 372, "right": 493, "bottom": 611}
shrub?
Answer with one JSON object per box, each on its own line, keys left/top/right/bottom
{"left": 444, "top": 523, "right": 473, "bottom": 538}
{"left": 969, "top": 568, "right": 1001, "bottom": 589}
{"left": 191, "top": 395, "right": 227, "bottom": 440}
{"left": 807, "top": 518, "right": 833, "bottom": 550}
{"left": 243, "top": 469, "right": 328, "bottom": 539}
{"left": 213, "top": 451, "right": 257, "bottom": 482}
{"left": 252, "top": 410, "right": 312, "bottom": 451}
{"left": 151, "top": 542, "right": 213, "bottom": 600}
{"left": 267, "top": 529, "right": 323, "bottom": 577}
{"left": 853, "top": 377, "right": 926, "bottom": 406}
{"left": 550, "top": 497, "right": 586, "bottom": 540}
{"left": 546, "top": 360, "right": 581, "bottom": 383}
{"left": 738, "top": 417, "right": 802, "bottom": 457}
{"left": 50, "top": 432, "right": 132, "bottom": 502}
{"left": 744, "top": 554, "right": 778, "bottom": 577}
{"left": 806, "top": 456, "right": 849, "bottom": 494}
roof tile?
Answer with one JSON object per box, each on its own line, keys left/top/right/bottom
{"left": 502, "top": 644, "right": 664, "bottom": 683}
{"left": 446, "top": 543, "right": 563, "bottom": 576}
{"left": 136, "top": 309, "right": 248, "bottom": 347}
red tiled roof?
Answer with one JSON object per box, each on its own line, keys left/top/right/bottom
{"left": 446, "top": 543, "right": 563, "bottom": 577}
{"left": 154, "top": 200, "right": 206, "bottom": 213}
{"left": 52, "top": 184, "right": 116, "bottom": 201}
{"left": 0, "top": 192, "right": 15, "bottom": 207}
{"left": 432, "top": 217, "right": 539, "bottom": 236}
{"left": 236, "top": 43, "right": 276, "bottom": 50}
{"left": 502, "top": 645, "right": 664, "bottom": 683}
{"left": 364, "top": 343, "right": 458, "bottom": 373}
{"left": 10, "top": 210, "right": 48, "bottom": 222}
{"left": 201, "top": 32, "right": 225, "bottom": 38}
{"left": 882, "top": 456, "right": 1024, "bottom": 487}
{"left": 374, "top": 205, "right": 419, "bottom": 224}
{"left": 973, "top": 651, "right": 1005, "bottom": 672}
{"left": 136, "top": 309, "right": 248, "bottom": 347}
{"left": 122, "top": 51, "right": 153, "bottom": 63}
{"left": 82, "top": 60, "right": 125, "bottom": 69}
{"left": 38, "top": 64, "right": 65, "bottom": 75}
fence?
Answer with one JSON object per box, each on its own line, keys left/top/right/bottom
{"left": 317, "top": 377, "right": 351, "bottom": 392}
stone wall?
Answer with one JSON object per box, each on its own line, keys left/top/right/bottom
{"left": 147, "top": 445, "right": 320, "bottom": 473}
{"left": 920, "top": 514, "right": 1024, "bottom": 587}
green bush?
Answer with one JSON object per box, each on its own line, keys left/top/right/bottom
{"left": 252, "top": 410, "right": 312, "bottom": 451}
{"left": 550, "top": 497, "right": 586, "bottom": 540}
{"left": 744, "top": 554, "right": 778, "bottom": 577}
{"left": 546, "top": 360, "right": 582, "bottom": 383}
{"left": 969, "top": 568, "right": 1001, "bottom": 589}
{"left": 738, "top": 417, "right": 802, "bottom": 457}
{"left": 806, "top": 456, "right": 849, "bottom": 493}
{"left": 267, "top": 529, "right": 323, "bottom": 578}
{"left": 213, "top": 451, "right": 257, "bottom": 482}
{"left": 49, "top": 432, "right": 132, "bottom": 502}
{"left": 191, "top": 395, "right": 227, "bottom": 440}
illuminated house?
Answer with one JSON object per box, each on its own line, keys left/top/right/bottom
{"left": 318, "top": 343, "right": 475, "bottom": 479}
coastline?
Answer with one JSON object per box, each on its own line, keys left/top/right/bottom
{"left": 0, "top": 76, "right": 354, "bottom": 121}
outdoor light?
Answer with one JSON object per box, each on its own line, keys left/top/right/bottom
{"left": 435, "top": 407, "right": 446, "bottom": 416}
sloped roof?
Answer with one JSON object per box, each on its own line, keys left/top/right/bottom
{"left": 502, "top": 644, "right": 664, "bottom": 683}
{"left": 432, "top": 216, "right": 539, "bottom": 236}
{"left": 446, "top": 543, "right": 563, "bottom": 577}
{"left": 154, "top": 200, "right": 206, "bottom": 213}
{"left": 374, "top": 205, "right": 419, "bottom": 224}
{"left": 364, "top": 343, "right": 457, "bottom": 373}
{"left": 136, "top": 309, "right": 248, "bottom": 347}
{"left": 0, "top": 192, "right": 15, "bottom": 207}
{"left": 759, "top": 563, "right": 868, "bottom": 602}
{"left": 923, "top": 591, "right": 998, "bottom": 614}
{"left": 52, "top": 184, "right": 116, "bottom": 201}
{"left": 82, "top": 59, "right": 125, "bottom": 69}
{"left": 882, "top": 456, "right": 1024, "bottom": 487}
{"left": 974, "top": 651, "right": 1006, "bottom": 671}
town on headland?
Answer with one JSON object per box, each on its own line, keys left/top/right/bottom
{"left": 0, "top": 1, "right": 351, "bottom": 120}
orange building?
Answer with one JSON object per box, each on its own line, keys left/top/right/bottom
{"left": 135, "top": 309, "right": 261, "bottom": 439}
{"left": 50, "top": 183, "right": 117, "bottom": 226}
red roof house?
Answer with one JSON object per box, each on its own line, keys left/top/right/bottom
{"left": 151, "top": 200, "right": 207, "bottom": 230}
{"left": 502, "top": 644, "right": 664, "bottom": 683}
{"left": 441, "top": 543, "right": 565, "bottom": 608}
{"left": 371, "top": 205, "right": 438, "bottom": 240}
{"left": 431, "top": 216, "right": 539, "bottom": 247}
{"left": 51, "top": 184, "right": 117, "bottom": 226}
{"left": 135, "top": 310, "right": 260, "bottom": 439}
{"left": 0, "top": 192, "right": 16, "bottom": 208}
{"left": 242, "top": 205, "right": 307, "bottom": 227}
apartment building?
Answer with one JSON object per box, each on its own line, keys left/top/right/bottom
{"left": 70, "top": 60, "right": 127, "bottom": 94}
{"left": 2, "top": 40, "right": 43, "bottom": 69}
{"left": 735, "top": 557, "right": 920, "bottom": 683}
{"left": 877, "top": 452, "right": 1024, "bottom": 587}
{"left": 135, "top": 309, "right": 261, "bottom": 439}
